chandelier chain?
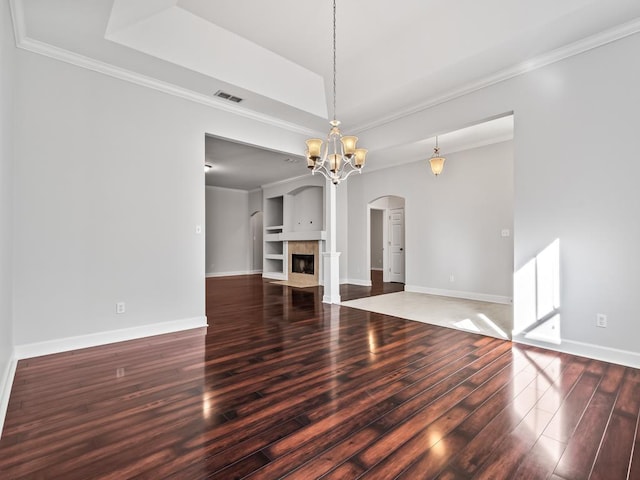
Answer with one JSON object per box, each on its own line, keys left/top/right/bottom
{"left": 305, "top": 0, "right": 367, "bottom": 184}
{"left": 332, "top": 0, "right": 337, "bottom": 122}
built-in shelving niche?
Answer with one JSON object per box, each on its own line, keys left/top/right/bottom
{"left": 262, "top": 186, "right": 326, "bottom": 280}
{"left": 263, "top": 196, "right": 286, "bottom": 279}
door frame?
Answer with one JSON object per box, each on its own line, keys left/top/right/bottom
{"left": 366, "top": 196, "right": 405, "bottom": 285}
{"left": 367, "top": 206, "right": 389, "bottom": 283}
{"left": 388, "top": 207, "right": 405, "bottom": 283}
{"left": 249, "top": 210, "right": 263, "bottom": 273}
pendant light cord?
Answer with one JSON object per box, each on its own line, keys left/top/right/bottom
{"left": 332, "top": 0, "right": 337, "bottom": 122}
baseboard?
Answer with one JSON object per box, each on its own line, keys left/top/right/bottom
{"left": 0, "top": 352, "right": 17, "bottom": 439}
{"left": 513, "top": 335, "right": 640, "bottom": 369}
{"left": 206, "top": 270, "right": 261, "bottom": 278}
{"left": 405, "top": 285, "right": 512, "bottom": 305}
{"left": 323, "top": 293, "right": 341, "bottom": 304}
{"left": 343, "top": 278, "right": 373, "bottom": 287}
{"left": 13, "top": 316, "right": 208, "bottom": 360}
{"left": 262, "top": 272, "right": 287, "bottom": 281}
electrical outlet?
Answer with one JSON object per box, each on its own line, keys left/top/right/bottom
{"left": 195, "top": 225, "right": 202, "bottom": 234}
{"left": 449, "top": 274, "right": 455, "bottom": 283}
{"left": 596, "top": 313, "right": 607, "bottom": 328}
{"left": 116, "top": 302, "right": 126, "bottom": 314}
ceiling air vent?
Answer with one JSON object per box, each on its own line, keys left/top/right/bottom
{"left": 214, "top": 90, "right": 243, "bottom": 103}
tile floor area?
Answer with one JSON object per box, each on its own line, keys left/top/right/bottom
{"left": 341, "top": 291, "right": 513, "bottom": 340}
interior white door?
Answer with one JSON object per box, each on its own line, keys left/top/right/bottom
{"left": 389, "top": 208, "right": 405, "bottom": 283}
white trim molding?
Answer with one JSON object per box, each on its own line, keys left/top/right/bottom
{"left": 405, "top": 285, "right": 512, "bottom": 305}
{"left": 13, "top": 316, "right": 208, "bottom": 360}
{"left": 342, "top": 278, "right": 373, "bottom": 287}
{"left": 514, "top": 335, "right": 640, "bottom": 370}
{"left": 0, "top": 354, "right": 18, "bottom": 438}
{"left": 207, "top": 270, "right": 262, "bottom": 278}
{"left": 11, "top": 1, "right": 640, "bottom": 139}
{"left": 8, "top": 0, "right": 321, "bottom": 138}
{"left": 352, "top": 17, "right": 640, "bottom": 133}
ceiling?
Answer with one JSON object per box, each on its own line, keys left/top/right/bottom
{"left": 206, "top": 115, "right": 514, "bottom": 190}
{"left": 14, "top": 0, "right": 640, "bottom": 189}
{"left": 205, "top": 136, "right": 303, "bottom": 190}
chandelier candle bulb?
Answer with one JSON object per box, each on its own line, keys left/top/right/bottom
{"left": 306, "top": 153, "right": 316, "bottom": 169}
{"left": 306, "top": 139, "right": 323, "bottom": 160}
{"left": 341, "top": 136, "right": 358, "bottom": 157}
{"left": 354, "top": 149, "right": 368, "bottom": 168}
{"left": 330, "top": 154, "right": 341, "bottom": 172}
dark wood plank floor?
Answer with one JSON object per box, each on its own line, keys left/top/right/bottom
{"left": 340, "top": 269, "right": 404, "bottom": 302}
{"left": 1, "top": 274, "right": 639, "bottom": 479}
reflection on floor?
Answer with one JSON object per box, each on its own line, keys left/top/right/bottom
{"left": 341, "top": 291, "right": 513, "bottom": 340}
{"left": 339, "top": 270, "right": 405, "bottom": 302}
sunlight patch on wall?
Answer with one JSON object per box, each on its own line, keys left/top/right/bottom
{"left": 513, "top": 239, "right": 561, "bottom": 344}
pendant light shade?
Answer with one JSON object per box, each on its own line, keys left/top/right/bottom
{"left": 429, "top": 136, "right": 446, "bottom": 176}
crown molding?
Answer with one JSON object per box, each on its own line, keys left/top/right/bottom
{"left": 9, "top": 1, "right": 322, "bottom": 138}
{"left": 205, "top": 184, "right": 251, "bottom": 194}
{"left": 10, "top": 0, "right": 640, "bottom": 138}
{"left": 352, "top": 17, "right": 640, "bottom": 134}
{"left": 260, "top": 173, "right": 314, "bottom": 190}
{"left": 16, "top": 38, "right": 323, "bottom": 137}
{"left": 362, "top": 133, "right": 514, "bottom": 175}
{"left": 9, "top": 0, "right": 24, "bottom": 45}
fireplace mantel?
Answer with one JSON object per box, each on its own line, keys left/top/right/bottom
{"left": 280, "top": 231, "right": 326, "bottom": 241}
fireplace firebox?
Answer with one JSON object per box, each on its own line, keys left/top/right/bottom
{"left": 292, "top": 254, "right": 314, "bottom": 275}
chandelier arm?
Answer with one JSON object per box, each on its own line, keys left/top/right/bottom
{"left": 339, "top": 165, "right": 362, "bottom": 182}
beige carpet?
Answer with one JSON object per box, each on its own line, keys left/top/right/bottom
{"left": 341, "top": 291, "right": 513, "bottom": 340}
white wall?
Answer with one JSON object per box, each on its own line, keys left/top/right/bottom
{"left": 370, "top": 209, "right": 383, "bottom": 269}
{"left": 6, "top": 2, "right": 640, "bottom": 373}
{"left": 291, "top": 186, "right": 323, "bottom": 232}
{"left": 0, "top": 0, "right": 15, "bottom": 428}
{"left": 205, "top": 186, "right": 250, "bottom": 275}
{"left": 11, "top": 48, "right": 309, "bottom": 346}
{"left": 248, "top": 188, "right": 262, "bottom": 216}
{"left": 358, "top": 32, "right": 640, "bottom": 364}
{"left": 349, "top": 141, "right": 514, "bottom": 301}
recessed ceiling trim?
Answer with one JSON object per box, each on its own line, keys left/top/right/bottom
{"left": 351, "top": 16, "right": 640, "bottom": 133}
{"left": 105, "top": 2, "right": 327, "bottom": 117}
{"left": 10, "top": 36, "right": 324, "bottom": 138}
{"left": 260, "top": 173, "right": 315, "bottom": 190}
{"left": 10, "top": 0, "right": 640, "bottom": 137}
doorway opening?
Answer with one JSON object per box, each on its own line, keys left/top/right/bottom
{"left": 250, "top": 211, "right": 263, "bottom": 274}
{"left": 368, "top": 195, "right": 406, "bottom": 286}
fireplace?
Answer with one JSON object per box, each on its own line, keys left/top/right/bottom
{"left": 287, "top": 241, "right": 320, "bottom": 286}
{"left": 292, "top": 254, "right": 314, "bottom": 275}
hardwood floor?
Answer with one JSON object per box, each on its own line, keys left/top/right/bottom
{"left": 340, "top": 269, "right": 404, "bottom": 302}
{"left": 1, "top": 274, "right": 639, "bottom": 479}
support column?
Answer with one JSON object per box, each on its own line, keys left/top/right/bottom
{"left": 323, "top": 179, "right": 341, "bottom": 304}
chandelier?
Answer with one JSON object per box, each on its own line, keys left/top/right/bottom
{"left": 429, "top": 136, "right": 446, "bottom": 176}
{"left": 305, "top": 0, "right": 367, "bottom": 185}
